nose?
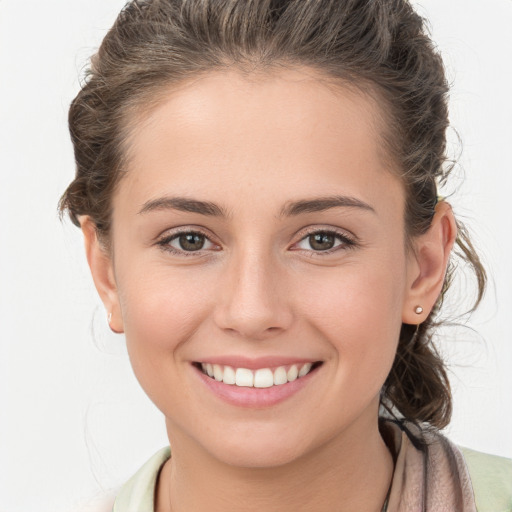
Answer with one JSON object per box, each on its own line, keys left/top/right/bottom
{"left": 213, "top": 248, "right": 293, "bottom": 341}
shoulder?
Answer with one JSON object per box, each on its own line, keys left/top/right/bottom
{"left": 112, "top": 446, "right": 171, "bottom": 512}
{"left": 382, "top": 419, "right": 512, "bottom": 511}
{"left": 459, "top": 446, "right": 512, "bottom": 512}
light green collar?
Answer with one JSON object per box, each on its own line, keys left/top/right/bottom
{"left": 459, "top": 446, "right": 512, "bottom": 512}
{"left": 113, "top": 446, "right": 171, "bottom": 512}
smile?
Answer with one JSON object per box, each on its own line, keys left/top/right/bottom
{"left": 198, "top": 362, "right": 321, "bottom": 388}
{"left": 193, "top": 359, "right": 323, "bottom": 407}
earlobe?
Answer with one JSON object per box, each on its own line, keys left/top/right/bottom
{"left": 80, "top": 217, "right": 124, "bottom": 333}
{"left": 402, "top": 201, "right": 457, "bottom": 324}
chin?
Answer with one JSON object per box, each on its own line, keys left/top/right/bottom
{"left": 215, "top": 444, "right": 305, "bottom": 469}
{"left": 200, "top": 426, "right": 312, "bottom": 469}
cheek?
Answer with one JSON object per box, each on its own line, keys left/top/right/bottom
{"left": 297, "top": 258, "right": 405, "bottom": 386}
{"left": 114, "top": 267, "right": 221, "bottom": 421}
{"left": 115, "top": 263, "right": 213, "bottom": 378}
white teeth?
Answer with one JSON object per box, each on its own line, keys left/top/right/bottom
{"left": 273, "top": 366, "right": 288, "bottom": 386}
{"left": 200, "top": 362, "right": 317, "bottom": 387}
{"left": 235, "top": 368, "right": 254, "bottom": 387}
{"left": 287, "top": 365, "right": 298, "bottom": 382}
{"left": 213, "top": 364, "right": 223, "bottom": 381}
{"left": 254, "top": 369, "right": 274, "bottom": 388}
{"left": 223, "top": 365, "right": 236, "bottom": 385}
{"left": 298, "top": 362, "right": 313, "bottom": 377}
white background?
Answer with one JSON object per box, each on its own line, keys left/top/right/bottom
{"left": 0, "top": 1, "right": 511, "bottom": 511}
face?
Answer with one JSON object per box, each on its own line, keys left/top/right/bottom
{"left": 102, "top": 68, "right": 420, "bottom": 467}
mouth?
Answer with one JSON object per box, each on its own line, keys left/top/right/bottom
{"left": 193, "top": 361, "right": 323, "bottom": 388}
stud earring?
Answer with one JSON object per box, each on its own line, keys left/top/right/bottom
{"left": 414, "top": 306, "right": 424, "bottom": 315}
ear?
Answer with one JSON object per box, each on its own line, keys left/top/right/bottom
{"left": 402, "top": 201, "right": 457, "bottom": 324}
{"left": 80, "top": 216, "right": 124, "bottom": 333}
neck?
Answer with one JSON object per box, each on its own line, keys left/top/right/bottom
{"left": 155, "top": 415, "right": 394, "bottom": 512}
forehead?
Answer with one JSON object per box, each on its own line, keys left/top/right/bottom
{"left": 118, "top": 67, "right": 402, "bottom": 216}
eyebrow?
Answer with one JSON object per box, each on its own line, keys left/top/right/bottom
{"left": 139, "top": 197, "right": 228, "bottom": 216}
{"left": 279, "top": 195, "right": 375, "bottom": 217}
{"left": 138, "top": 195, "right": 375, "bottom": 217}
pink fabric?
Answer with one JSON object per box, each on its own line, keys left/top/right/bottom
{"left": 384, "top": 421, "right": 477, "bottom": 512}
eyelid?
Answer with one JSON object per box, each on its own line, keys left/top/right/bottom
{"left": 298, "top": 225, "right": 357, "bottom": 239}
{"left": 295, "top": 225, "right": 357, "bottom": 243}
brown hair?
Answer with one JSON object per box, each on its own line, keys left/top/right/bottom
{"left": 60, "top": 0, "right": 486, "bottom": 429}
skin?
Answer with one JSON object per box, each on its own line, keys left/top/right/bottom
{"left": 81, "top": 67, "right": 457, "bottom": 512}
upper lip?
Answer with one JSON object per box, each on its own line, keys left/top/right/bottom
{"left": 194, "top": 356, "right": 321, "bottom": 370}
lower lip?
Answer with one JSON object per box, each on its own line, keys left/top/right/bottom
{"left": 194, "top": 365, "right": 319, "bottom": 408}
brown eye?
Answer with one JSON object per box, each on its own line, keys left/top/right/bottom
{"left": 308, "top": 232, "right": 335, "bottom": 251}
{"left": 158, "top": 229, "right": 219, "bottom": 257}
{"left": 158, "top": 231, "right": 217, "bottom": 254}
{"left": 176, "top": 233, "right": 206, "bottom": 251}
{"left": 293, "top": 229, "right": 356, "bottom": 254}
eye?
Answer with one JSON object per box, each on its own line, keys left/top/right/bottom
{"left": 157, "top": 230, "right": 218, "bottom": 255}
{"left": 294, "top": 229, "right": 356, "bottom": 253}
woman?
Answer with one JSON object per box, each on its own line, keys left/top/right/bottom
{"left": 60, "top": 0, "right": 512, "bottom": 510}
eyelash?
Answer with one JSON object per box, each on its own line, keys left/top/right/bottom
{"left": 157, "top": 229, "right": 218, "bottom": 258}
{"left": 294, "top": 227, "right": 357, "bottom": 256}
{"left": 156, "top": 227, "right": 357, "bottom": 257}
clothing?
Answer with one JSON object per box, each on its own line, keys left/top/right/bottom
{"left": 112, "top": 446, "right": 170, "bottom": 512}
{"left": 459, "top": 446, "right": 512, "bottom": 512}
{"left": 112, "top": 420, "right": 512, "bottom": 512}
{"left": 382, "top": 421, "right": 511, "bottom": 511}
